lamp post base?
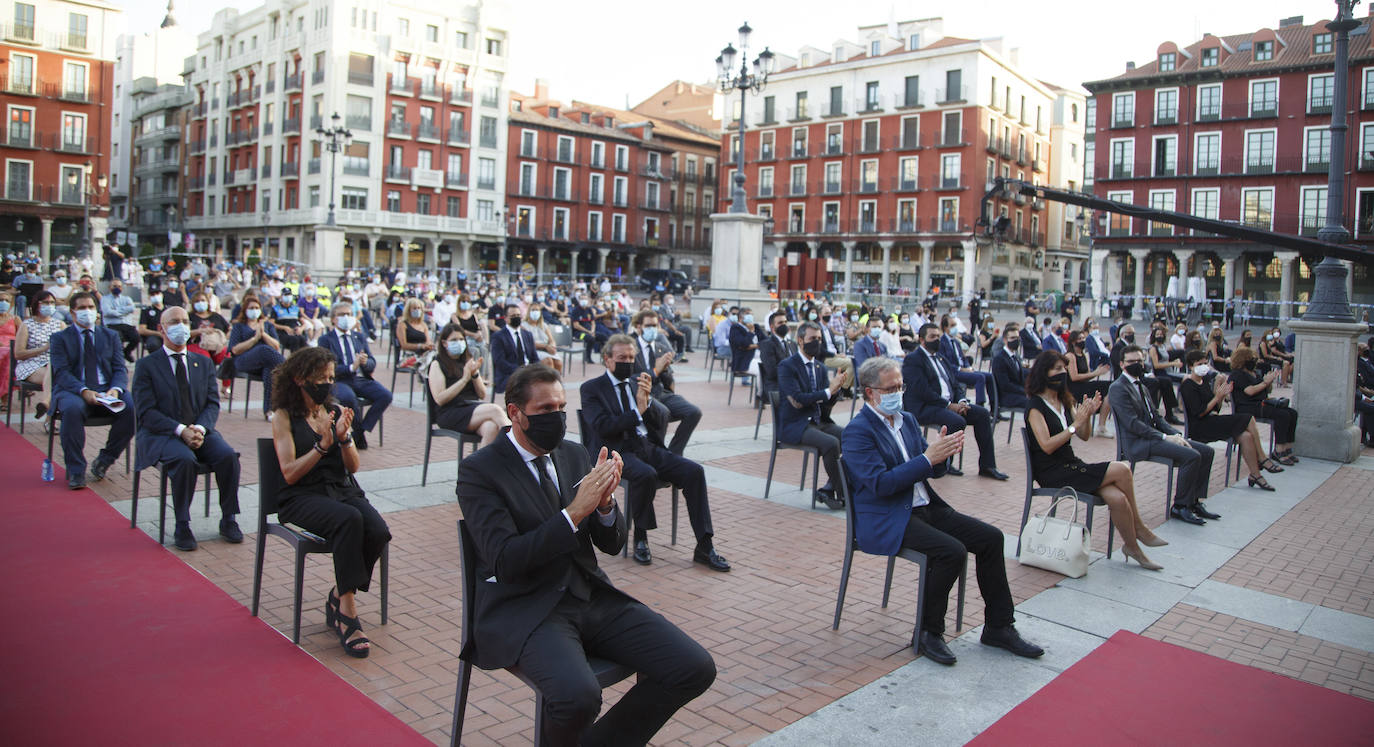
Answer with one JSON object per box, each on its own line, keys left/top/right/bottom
{"left": 311, "top": 224, "right": 347, "bottom": 284}
{"left": 1289, "top": 318, "right": 1365, "bottom": 464}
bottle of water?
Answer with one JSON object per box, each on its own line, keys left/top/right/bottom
{"left": 41, "top": 458, "right": 54, "bottom": 482}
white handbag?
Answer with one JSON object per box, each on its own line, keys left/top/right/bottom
{"left": 1019, "top": 488, "right": 1092, "bottom": 578}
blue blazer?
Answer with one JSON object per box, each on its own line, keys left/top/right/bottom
{"left": 132, "top": 347, "right": 219, "bottom": 471}
{"left": 841, "top": 406, "right": 948, "bottom": 556}
{"left": 1042, "top": 333, "right": 1066, "bottom": 354}
{"left": 490, "top": 325, "right": 539, "bottom": 392}
{"left": 50, "top": 324, "right": 128, "bottom": 398}
{"left": 777, "top": 353, "right": 832, "bottom": 444}
{"left": 852, "top": 334, "right": 883, "bottom": 370}
{"left": 728, "top": 322, "right": 759, "bottom": 374}
{"left": 1085, "top": 334, "right": 1111, "bottom": 370}
{"left": 938, "top": 334, "right": 967, "bottom": 370}
{"left": 318, "top": 328, "right": 377, "bottom": 382}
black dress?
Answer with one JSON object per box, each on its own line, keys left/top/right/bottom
{"left": 1068, "top": 353, "right": 1110, "bottom": 401}
{"left": 1027, "top": 396, "right": 1109, "bottom": 494}
{"left": 434, "top": 363, "right": 482, "bottom": 432}
{"left": 1179, "top": 378, "right": 1249, "bottom": 443}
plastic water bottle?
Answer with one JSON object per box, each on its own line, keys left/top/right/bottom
{"left": 41, "top": 458, "right": 54, "bottom": 482}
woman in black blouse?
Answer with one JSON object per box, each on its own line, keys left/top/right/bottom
{"left": 1065, "top": 331, "right": 1113, "bottom": 437}
{"left": 1229, "top": 346, "right": 1299, "bottom": 464}
{"left": 1024, "top": 351, "right": 1164, "bottom": 570}
{"left": 425, "top": 323, "right": 509, "bottom": 447}
{"left": 1178, "top": 350, "right": 1283, "bottom": 490}
{"left": 271, "top": 348, "right": 391, "bottom": 658}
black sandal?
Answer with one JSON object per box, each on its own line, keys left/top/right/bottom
{"left": 1276, "top": 452, "right": 1298, "bottom": 466}
{"left": 334, "top": 611, "right": 370, "bottom": 658}
{"left": 1248, "top": 475, "right": 1275, "bottom": 491}
{"left": 1260, "top": 458, "right": 1285, "bottom": 474}
{"left": 325, "top": 588, "right": 340, "bottom": 628}
{"left": 34, "top": 402, "right": 47, "bottom": 419}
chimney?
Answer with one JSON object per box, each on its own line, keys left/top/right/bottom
{"left": 1278, "top": 15, "right": 1303, "bottom": 28}
{"left": 1009, "top": 47, "right": 1020, "bottom": 66}
{"left": 1126, "top": 61, "right": 1136, "bottom": 71}
{"left": 533, "top": 78, "right": 550, "bottom": 100}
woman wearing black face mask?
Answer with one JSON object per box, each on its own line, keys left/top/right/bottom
{"left": 1024, "top": 351, "right": 1164, "bottom": 570}
{"left": 271, "top": 347, "right": 391, "bottom": 659}
{"left": 1065, "top": 332, "right": 1114, "bottom": 437}
{"left": 1229, "top": 347, "right": 1299, "bottom": 464}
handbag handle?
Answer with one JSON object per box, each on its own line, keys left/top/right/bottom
{"left": 1035, "top": 488, "right": 1082, "bottom": 541}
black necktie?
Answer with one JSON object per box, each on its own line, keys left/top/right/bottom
{"left": 82, "top": 329, "right": 99, "bottom": 389}
{"left": 617, "top": 381, "right": 634, "bottom": 415}
{"left": 174, "top": 352, "right": 195, "bottom": 425}
{"left": 513, "top": 329, "right": 524, "bottom": 360}
{"left": 1135, "top": 379, "right": 1154, "bottom": 425}
{"left": 534, "top": 455, "right": 561, "bottom": 511}
{"left": 342, "top": 332, "right": 353, "bottom": 365}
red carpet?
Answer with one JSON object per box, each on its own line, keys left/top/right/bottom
{"left": 972, "top": 630, "right": 1374, "bottom": 745}
{"left": 0, "top": 427, "right": 430, "bottom": 746}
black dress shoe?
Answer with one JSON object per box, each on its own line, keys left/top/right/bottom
{"left": 67, "top": 472, "right": 86, "bottom": 490}
{"left": 1170, "top": 505, "right": 1206, "bottom": 525}
{"left": 174, "top": 525, "right": 199, "bottom": 552}
{"left": 219, "top": 518, "right": 244, "bottom": 543}
{"left": 1192, "top": 502, "right": 1221, "bottom": 520}
{"left": 89, "top": 458, "right": 111, "bottom": 482}
{"left": 693, "top": 546, "right": 731, "bottom": 572}
{"left": 1165, "top": 413, "right": 1185, "bottom": 426}
{"left": 981, "top": 624, "right": 1045, "bottom": 658}
{"left": 632, "top": 540, "right": 652, "bottom": 565}
{"left": 978, "top": 468, "right": 1009, "bottom": 481}
{"left": 944, "top": 465, "right": 964, "bottom": 477}
{"left": 814, "top": 488, "right": 844, "bottom": 510}
{"left": 353, "top": 431, "right": 368, "bottom": 450}
{"left": 916, "top": 630, "right": 957, "bottom": 666}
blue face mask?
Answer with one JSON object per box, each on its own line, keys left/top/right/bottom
{"left": 74, "top": 308, "right": 98, "bottom": 328}
{"left": 0, "top": 300, "right": 9, "bottom": 314}
{"left": 165, "top": 323, "right": 191, "bottom": 346}
{"left": 868, "top": 327, "right": 882, "bottom": 339}
{"left": 641, "top": 327, "right": 659, "bottom": 342}
{"left": 459, "top": 301, "right": 471, "bottom": 311}
{"left": 742, "top": 314, "right": 754, "bottom": 325}
{"left": 878, "top": 391, "right": 904, "bottom": 415}
{"left": 446, "top": 339, "right": 467, "bottom": 357}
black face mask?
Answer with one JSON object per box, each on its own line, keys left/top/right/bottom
{"left": 508, "top": 316, "right": 522, "bottom": 328}
{"left": 1124, "top": 362, "right": 1145, "bottom": 378}
{"left": 520, "top": 409, "right": 567, "bottom": 452}
{"left": 802, "top": 339, "right": 822, "bottom": 358}
{"left": 1006, "top": 338, "right": 1020, "bottom": 350}
{"left": 775, "top": 324, "right": 789, "bottom": 338}
{"left": 613, "top": 360, "right": 635, "bottom": 381}
{"left": 922, "top": 338, "right": 941, "bottom": 353}
{"left": 304, "top": 381, "right": 333, "bottom": 405}
{"left": 1123, "top": 333, "right": 1135, "bottom": 342}
{"left": 1047, "top": 372, "right": 1069, "bottom": 390}
{"left": 1245, "top": 359, "right": 1257, "bottom": 370}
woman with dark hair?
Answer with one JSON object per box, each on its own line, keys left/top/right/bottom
{"left": 426, "top": 323, "right": 509, "bottom": 447}
{"left": 1065, "top": 330, "right": 1113, "bottom": 437}
{"left": 1205, "top": 328, "right": 1232, "bottom": 373}
{"left": 228, "top": 292, "right": 285, "bottom": 417}
{"left": 1229, "top": 346, "right": 1299, "bottom": 464}
{"left": 271, "top": 347, "right": 391, "bottom": 658}
{"left": 1258, "top": 327, "right": 1294, "bottom": 384}
{"left": 1024, "top": 350, "right": 1165, "bottom": 570}
{"left": 1178, "top": 350, "right": 1283, "bottom": 490}
{"left": 14, "top": 289, "right": 65, "bottom": 420}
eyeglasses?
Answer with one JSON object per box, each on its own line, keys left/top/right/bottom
{"left": 868, "top": 384, "right": 905, "bottom": 394}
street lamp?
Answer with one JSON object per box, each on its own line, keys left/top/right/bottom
{"left": 68, "top": 160, "right": 107, "bottom": 261}
{"left": 1307, "top": 0, "right": 1360, "bottom": 322}
{"left": 315, "top": 112, "right": 352, "bottom": 227}
{"left": 715, "top": 22, "right": 774, "bottom": 213}
{"left": 262, "top": 210, "right": 271, "bottom": 263}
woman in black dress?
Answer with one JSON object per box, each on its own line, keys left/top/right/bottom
{"left": 1065, "top": 330, "right": 1114, "bottom": 437}
{"left": 271, "top": 347, "right": 391, "bottom": 658}
{"left": 397, "top": 297, "right": 433, "bottom": 366}
{"left": 1229, "top": 346, "right": 1299, "bottom": 464}
{"left": 426, "top": 323, "right": 509, "bottom": 447}
{"left": 1178, "top": 350, "right": 1283, "bottom": 490}
{"left": 1205, "top": 328, "right": 1232, "bottom": 373}
{"left": 1025, "top": 350, "right": 1165, "bottom": 570}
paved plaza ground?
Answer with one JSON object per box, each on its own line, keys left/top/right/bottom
{"left": 22, "top": 346, "right": 1374, "bottom": 745}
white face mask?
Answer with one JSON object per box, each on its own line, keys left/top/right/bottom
{"left": 1192, "top": 364, "right": 1210, "bottom": 376}
{"left": 336, "top": 315, "right": 356, "bottom": 331}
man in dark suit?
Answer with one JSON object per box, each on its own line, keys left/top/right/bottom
{"left": 1017, "top": 317, "right": 1042, "bottom": 362}
{"left": 132, "top": 305, "right": 241, "bottom": 551}
{"left": 490, "top": 307, "right": 540, "bottom": 393}
{"left": 1108, "top": 344, "right": 1217, "bottom": 525}
{"left": 727, "top": 306, "right": 760, "bottom": 375}
{"left": 1041, "top": 321, "right": 1067, "bottom": 355}
{"left": 456, "top": 364, "right": 716, "bottom": 747}
{"left": 758, "top": 310, "right": 795, "bottom": 395}
{"left": 851, "top": 316, "right": 885, "bottom": 371}
{"left": 50, "top": 291, "right": 136, "bottom": 489}
{"left": 581, "top": 334, "right": 729, "bottom": 570}
{"left": 939, "top": 315, "right": 991, "bottom": 406}
{"left": 843, "top": 357, "right": 1042, "bottom": 666}
{"left": 778, "top": 321, "right": 851, "bottom": 509}
{"left": 318, "top": 300, "right": 392, "bottom": 450}
{"left": 631, "top": 309, "right": 700, "bottom": 456}
{"left": 991, "top": 325, "right": 1029, "bottom": 411}
{"left": 902, "top": 324, "right": 1007, "bottom": 480}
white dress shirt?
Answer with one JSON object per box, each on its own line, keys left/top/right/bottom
{"left": 505, "top": 431, "right": 614, "bottom": 531}
{"left": 865, "top": 403, "right": 932, "bottom": 507}
{"left": 923, "top": 347, "right": 952, "bottom": 400}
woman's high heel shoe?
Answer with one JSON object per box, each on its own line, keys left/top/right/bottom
{"left": 1138, "top": 532, "right": 1169, "bottom": 548}
{"left": 333, "top": 611, "right": 371, "bottom": 659}
{"left": 1122, "top": 546, "right": 1164, "bottom": 571}
{"left": 1248, "top": 475, "right": 1276, "bottom": 491}
{"left": 1260, "top": 458, "right": 1284, "bottom": 474}
{"left": 325, "top": 587, "right": 340, "bottom": 628}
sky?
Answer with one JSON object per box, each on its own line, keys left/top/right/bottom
{"left": 128, "top": 0, "right": 1344, "bottom": 108}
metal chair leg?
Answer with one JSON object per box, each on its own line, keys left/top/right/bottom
{"left": 763, "top": 444, "right": 778, "bottom": 500}
{"left": 912, "top": 555, "right": 927, "bottom": 650}
{"left": 291, "top": 547, "right": 308, "bottom": 644}
{"left": 881, "top": 555, "right": 897, "bottom": 608}
{"left": 833, "top": 544, "right": 854, "bottom": 630}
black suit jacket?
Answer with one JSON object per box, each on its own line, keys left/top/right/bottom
{"left": 580, "top": 372, "right": 667, "bottom": 455}
{"left": 759, "top": 334, "right": 794, "bottom": 392}
{"left": 132, "top": 347, "right": 219, "bottom": 471}
{"left": 455, "top": 436, "right": 627, "bottom": 670}
{"left": 991, "top": 348, "right": 1029, "bottom": 409}
{"left": 902, "top": 348, "right": 960, "bottom": 418}
{"left": 491, "top": 325, "right": 540, "bottom": 392}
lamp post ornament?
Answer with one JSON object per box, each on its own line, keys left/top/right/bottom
{"left": 315, "top": 112, "right": 353, "bottom": 227}
{"left": 716, "top": 22, "right": 775, "bottom": 214}
{"left": 1307, "top": 0, "right": 1361, "bottom": 322}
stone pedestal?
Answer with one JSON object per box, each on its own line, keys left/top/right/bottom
{"left": 312, "top": 225, "right": 347, "bottom": 284}
{"left": 709, "top": 212, "right": 767, "bottom": 295}
{"left": 1288, "top": 319, "right": 1364, "bottom": 463}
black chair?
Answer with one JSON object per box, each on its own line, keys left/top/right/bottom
{"left": 419, "top": 368, "right": 480, "bottom": 487}
{"left": 762, "top": 390, "right": 821, "bottom": 509}
{"left": 250, "top": 437, "right": 388, "bottom": 644}
{"left": 450, "top": 519, "right": 635, "bottom": 747}
{"left": 705, "top": 346, "right": 730, "bottom": 381}
{"left": 832, "top": 463, "right": 965, "bottom": 648}
{"left": 1112, "top": 417, "right": 1177, "bottom": 515}
{"left": 45, "top": 400, "right": 131, "bottom": 476}
{"left": 1017, "top": 427, "right": 1114, "bottom": 558}
{"left": 754, "top": 379, "right": 771, "bottom": 440}
{"left": 987, "top": 371, "right": 1027, "bottom": 444}
{"left": 353, "top": 393, "right": 384, "bottom": 448}
{"left": 5, "top": 339, "right": 42, "bottom": 433}
{"left": 575, "top": 410, "right": 679, "bottom": 551}
{"left": 390, "top": 332, "right": 421, "bottom": 407}
{"left": 1181, "top": 416, "right": 1237, "bottom": 488}
{"left": 1230, "top": 399, "right": 1277, "bottom": 456}
{"left": 224, "top": 368, "right": 260, "bottom": 419}
{"left": 726, "top": 367, "right": 755, "bottom": 405}
{"left": 130, "top": 452, "right": 238, "bottom": 545}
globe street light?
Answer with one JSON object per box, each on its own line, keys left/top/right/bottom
{"left": 315, "top": 112, "right": 353, "bottom": 227}
{"left": 715, "top": 22, "right": 774, "bottom": 214}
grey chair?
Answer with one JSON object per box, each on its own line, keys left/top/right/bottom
{"left": 832, "top": 462, "right": 965, "bottom": 649}
{"left": 1017, "top": 427, "right": 1114, "bottom": 558}
{"left": 419, "top": 368, "right": 480, "bottom": 487}
{"left": 989, "top": 371, "right": 1027, "bottom": 444}
{"left": 450, "top": 519, "right": 634, "bottom": 747}
{"left": 1112, "top": 417, "right": 1177, "bottom": 515}
{"left": 762, "top": 390, "right": 822, "bottom": 508}
{"left": 551, "top": 324, "right": 585, "bottom": 376}
{"left": 44, "top": 400, "right": 131, "bottom": 476}
{"left": 5, "top": 339, "right": 43, "bottom": 433}
{"left": 576, "top": 409, "right": 679, "bottom": 551}
{"left": 130, "top": 453, "right": 238, "bottom": 545}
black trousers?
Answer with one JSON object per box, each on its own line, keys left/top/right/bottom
{"left": 1143, "top": 375, "right": 1178, "bottom": 413}
{"left": 799, "top": 421, "right": 843, "bottom": 494}
{"left": 278, "top": 488, "right": 391, "bottom": 595}
{"left": 108, "top": 323, "right": 139, "bottom": 359}
{"left": 1239, "top": 402, "right": 1298, "bottom": 443}
{"left": 903, "top": 503, "right": 1014, "bottom": 636}
{"left": 161, "top": 430, "right": 240, "bottom": 525}
{"left": 918, "top": 403, "right": 997, "bottom": 470}
{"left": 621, "top": 443, "right": 713, "bottom": 544}
{"left": 515, "top": 590, "right": 716, "bottom": 747}
{"left": 657, "top": 392, "right": 701, "bottom": 456}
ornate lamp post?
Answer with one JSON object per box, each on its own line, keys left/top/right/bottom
{"left": 315, "top": 112, "right": 352, "bottom": 227}
{"left": 715, "top": 22, "right": 774, "bottom": 214}
{"left": 69, "top": 160, "right": 107, "bottom": 261}
{"left": 1307, "top": 0, "right": 1361, "bottom": 322}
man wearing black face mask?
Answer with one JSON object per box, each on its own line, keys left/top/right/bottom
{"left": 759, "top": 310, "right": 795, "bottom": 398}
{"left": 581, "top": 334, "right": 729, "bottom": 570}
{"left": 457, "top": 364, "right": 717, "bottom": 747}
{"left": 778, "top": 322, "right": 852, "bottom": 508}
{"left": 903, "top": 323, "right": 1008, "bottom": 480}
{"left": 992, "top": 324, "right": 1029, "bottom": 411}
{"left": 491, "top": 309, "right": 540, "bottom": 393}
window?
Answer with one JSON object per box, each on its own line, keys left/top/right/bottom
{"left": 1158, "top": 52, "right": 1175, "bottom": 72}
{"left": 943, "top": 69, "right": 962, "bottom": 101}
{"left": 7, "top": 106, "right": 33, "bottom": 147}
{"left": 899, "top": 115, "right": 919, "bottom": 148}
{"left": 1244, "top": 130, "right": 1276, "bottom": 173}
{"left": 1309, "top": 74, "right": 1334, "bottom": 113}
{"left": 938, "top": 197, "right": 959, "bottom": 232}
{"left": 1109, "top": 138, "right": 1133, "bottom": 179}
{"left": 757, "top": 166, "right": 773, "bottom": 196}
{"left": 794, "top": 91, "right": 808, "bottom": 119}
{"left": 591, "top": 141, "right": 605, "bottom": 168}
{"left": 1153, "top": 135, "right": 1176, "bottom": 176}
{"left": 1250, "top": 80, "right": 1278, "bottom": 116}
{"left": 476, "top": 199, "right": 494, "bottom": 222}
{"left": 615, "top": 145, "right": 628, "bottom": 171}
{"left": 940, "top": 153, "right": 960, "bottom": 188}
{"left": 518, "top": 162, "right": 535, "bottom": 195}
{"left": 865, "top": 81, "right": 880, "bottom": 110}
{"left": 1300, "top": 187, "right": 1327, "bottom": 235}
{"left": 792, "top": 127, "right": 808, "bottom": 157}
{"left": 446, "top": 153, "right": 463, "bottom": 182}
{"left": 341, "top": 187, "right": 367, "bottom": 210}
{"left": 762, "top": 95, "right": 775, "bottom": 123}
{"left": 1154, "top": 88, "right": 1177, "bottom": 124}
{"left": 447, "top": 196, "right": 461, "bottom": 217}
{"left": 67, "top": 12, "right": 87, "bottom": 49}
{"left": 612, "top": 214, "right": 625, "bottom": 242}
{"left": 454, "top": 30, "right": 469, "bottom": 49}
{"left": 552, "top": 207, "right": 569, "bottom": 240}
{"left": 1085, "top": 98, "right": 1096, "bottom": 129}
{"left": 587, "top": 212, "right": 602, "bottom": 240}
{"left": 515, "top": 207, "right": 533, "bottom": 236}
{"left": 825, "top": 123, "right": 843, "bottom": 154}
{"left": 553, "top": 167, "right": 571, "bottom": 200}
{"left": 1241, "top": 188, "right": 1274, "bottom": 229}
{"left": 823, "top": 162, "right": 842, "bottom": 193}
{"left": 1201, "top": 47, "right": 1219, "bottom": 67}
{"left": 478, "top": 116, "right": 497, "bottom": 148}
{"left": 519, "top": 130, "right": 536, "bottom": 157}
{"left": 62, "top": 113, "right": 86, "bottom": 151}
{"left": 397, "top": 18, "right": 410, "bottom": 36}
{"left": 1197, "top": 84, "right": 1221, "bottom": 120}
{"left": 828, "top": 86, "right": 843, "bottom": 116}
{"left": 1106, "top": 191, "right": 1132, "bottom": 235}
{"left": 1111, "top": 92, "right": 1134, "bottom": 127}
{"left": 485, "top": 38, "right": 502, "bottom": 56}
{"left": 1254, "top": 40, "right": 1274, "bottom": 62}
{"left": 476, "top": 157, "right": 496, "bottom": 189}
{"left": 942, "top": 111, "right": 961, "bottom": 145}
{"left": 759, "top": 131, "right": 774, "bottom": 159}
{"left": 789, "top": 164, "right": 806, "bottom": 195}
{"left": 869, "top": 40, "right": 881, "bottom": 57}
{"left": 1305, "top": 127, "right": 1331, "bottom": 170}
{"left": 822, "top": 202, "right": 840, "bottom": 232}
{"left": 1148, "top": 190, "right": 1175, "bottom": 235}
{"left": 1191, "top": 188, "right": 1220, "bottom": 232}
{"left": 613, "top": 176, "right": 627, "bottom": 206}
{"left": 12, "top": 3, "right": 34, "bottom": 40}
{"left": 9, "top": 53, "right": 34, "bottom": 94}
{"left": 556, "top": 136, "right": 574, "bottom": 163}
{"left": 1314, "top": 33, "right": 1333, "bottom": 55}
{"left": 416, "top": 193, "right": 431, "bottom": 214}
{"left": 1194, "top": 132, "right": 1220, "bottom": 175}
{"left": 862, "top": 120, "right": 879, "bottom": 151}
{"left": 425, "top": 24, "right": 438, "bottom": 42}
{"left": 5, "top": 160, "right": 32, "bottom": 200}
{"left": 903, "top": 75, "right": 920, "bottom": 107}
{"left": 859, "top": 160, "right": 878, "bottom": 191}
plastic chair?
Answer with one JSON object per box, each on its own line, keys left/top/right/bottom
{"left": 726, "top": 368, "right": 755, "bottom": 405}
{"left": 390, "top": 332, "right": 421, "bottom": 408}
{"left": 551, "top": 324, "right": 585, "bottom": 376}
{"left": 419, "top": 368, "right": 481, "bottom": 487}
{"left": 223, "top": 368, "right": 259, "bottom": 419}
{"left": 832, "top": 463, "right": 965, "bottom": 649}
{"left": 353, "top": 393, "right": 384, "bottom": 448}
{"left": 1017, "top": 427, "right": 1114, "bottom": 558}
{"left": 576, "top": 409, "right": 678, "bottom": 551}
{"left": 989, "top": 371, "right": 1027, "bottom": 444}
{"left": 1182, "top": 416, "right": 1237, "bottom": 488}
{"left": 5, "top": 339, "right": 42, "bottom": 433}
{"left": 1112, "top": 417, "right": 1177, "bottom": 515}
{"left": 762, "top": 390, "right": 822, "bottom": 508}
{"left": 450, "top": 519, "right": 634, "bottom": 747}
{"left": 130, "top": 453, "right": 238, "bottom": 545}
{"left": 44, "top": 400, "right": 131, "bottom": 476}
{"left": 250, "top": 438, "right": 389, "bottom": 644}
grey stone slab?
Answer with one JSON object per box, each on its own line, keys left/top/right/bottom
{"left": 1299, "top": 606, "right": 1374, "bottom": 653}
{"left": 1014, "top": 586, "right": 1163, "bottom": 638}
{"left": 1127, "top": 532, "right": 1239, "bottom": 587}
{"left": 1058, "top": 557, "right": 1193, "bottom": 612}
{"left": 954, "top": 616, "right": 1108, "bottom": 673}
{"left": 371, "top": 483, "right": 457, "bottom": 510}
{"left": 1352, "top": 455, "right": 1374, "bottom": 472}
{"left": 1184, "top": 580, "right": 1315, "bottom": 632}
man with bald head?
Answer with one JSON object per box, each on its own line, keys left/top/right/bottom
{"left": 131, "top": 305, "right": 242, "bottom": 551}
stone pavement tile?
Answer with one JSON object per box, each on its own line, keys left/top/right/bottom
{"left": 1015, "top": 586, "right": 1164, "bottom": 638}
{"left": 1131, "top": 530, "right": 1246, "bottom": 588}
{"left": 1142, "top": 603, "right": 1374, "bottom": 701}
{"left": 1298, "top": 606, "right": 1374, "bottom": 654}
{"left": 1058, "top": 555, "right": 1193, "bottom": 613}
{"left": 1183, "top": 579, "right": 1315, "bottom": 633}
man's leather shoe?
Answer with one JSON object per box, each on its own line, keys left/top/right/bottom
{"left": 996, "top": 413, "right": 1012, "bottom": 421}
{"left": 174, "top": 526, "right": 199, "bottom": 552}
{"left": 1170, "top": 505, "right": 1206, "bottom": 525}
{"left": 945, "top": 465, "right": 964, "bottom": 477}
{"left": 916, "top": 631, "right": 957, "bottom": 666}
{"left": 978, "top": 468, "right": 1009, "bottom": 481}
{"left": 981, "top": 624, "right": 1045, "bottom": 659}
{"left": 67, "top": 472, "right": 86, "bottom": 490}
{"left": 1192, "top": 502, "right": 1221, "bottom": 520}
{"left": 219, "top": 519, "right": 244, "bottom": 543}
{"left": 353, "top": 431, "right": 368, "bottom": 450}
{"left": 815, "top": 488, "right": 844, "bottom": 510}
{"left": 632, "top": 540, "right": 652, "bottom": 565}
{"left": 693, "top": 547, "right": 731, "bottom": 572}
{"left": 89, "top": 458, "right": 111, "bottom": 482}
{"left": 1165, "top": 413, "right": 1185, "bottom": 426}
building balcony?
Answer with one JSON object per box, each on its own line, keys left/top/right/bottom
{"left": 857, "top": 180, "right": 880, "bottom": 194}
{"left": 308, "top": 158, "right": 321, "bottom": 175}
{"left": 285, "top": 72, "right": 303, "bottom": 91}
{"left": 281, "top": 162, "right": 300, "bottom": 178}
{"left": 447, "top": 128, "right": 470, "bottom": 146}
{"left": 419, "top": 81, "right": 442, "bottom": 100}
{"left": 1197, "top": 106, "right": 1220, "bottom": 122}
{"left": 937, "top": 128, "right": 969, "bottom": 148}
{"left": 451, "top": 89, "right": 473, "bottom": 105}
{"left": 261, "top": 163, "right": 272, "bottom": 177}
{"left": 343, "top": 161, "right": 370, "bottom": 177}
{"left": 346, "top": 115, "right": 372, "bottom": 131}
{"left": 390, "top": 77, "right": 414, "bottom": 95}
{"left": 446, "top": 171, "right": 468, "bottom": 188}
{"left": 54, "top": 86, "right": 91, "bottom": 104}
{"left": 929, "top": 174, "right": 966, "bottom": 190}
{"left": 1110, "top": 115, "right": 1134, "bottom": 129}
{"left": 134, "top": 158, "right": 180, "bottom": 175}
{"left": 346, "top": 71, "right": 373, "bottom": 86}
{"left": 1308, "top": 95, "right": 1333, "bottom": 115}
{"left": 1306, "top": 158, "right": 1330, "bottom": 173}
{"left": 385, "top": 164, "right": 412, "bottom": 182}
{"left": 892, "top": 176, "right": 919, "bottom": 192}
{"left": 387, "top": 120, "right": 410, "bottom": 138}
{"left": 0, "top": 130, "right": 36, "bottom": 149}
{"left": 1154, "top": 112, "right": 1178, "bottom": 126}
{"left": 935, "top": 85, "right": 968, "bottom": 104}
{"left": 223, "top": 170, "right": 236, "bottom": 186}
{"left": 51, "top": 134, "right": 94, "bottom": 154}
{"left": 416, "top": 122, "right": 441, "bottom": 142}
{"left": 2, "top": 22, "right": 37, "bottom": 44}
{"left": 312, "top": 69, "right": 325, "bottom": 85}
{"left": 265, "top": 79, "right": 276, "bottom": 94}
{"left": 283, "top": 116, "right": 301, "bottom": 134}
